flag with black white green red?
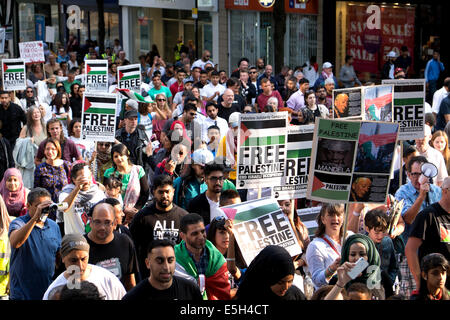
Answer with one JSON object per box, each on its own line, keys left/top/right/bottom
{"left": 81, "top": 92, "right": 117, "bottom": 142}
{"left": 117, "top": 64, "right": 141, "bottom": 92}
{"left": 85, "top": 59, "right": 108, "bottom": 93}
{"left": 1, "top": 59, "right": 26, "bottom": 91}
{"left": 382, "top": 79, "right": 425, "bottom": 140}
{"left": 237, "top": 111, "right": 288, "bottom": 189}
{"left": 272, "top": 124, "right": 314, "bottom": 200}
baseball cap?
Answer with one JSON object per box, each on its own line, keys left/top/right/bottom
{"left": 324, "top": 78, "right": 335, "bottom": 85}
{"left": 60, "top": 234, "right": 90, "bottom": 258}
{"left": 386, "top": 51, "right": 397, "bottom": 58}
{"left": 124, "top": 109, "right": 138, "bottom": 119}
{"left": 322, "top": 62, "right": 333, "bottom": 69}
{"left": 126, "top": 99, "right": 138, "bottom": 110}
{"left": 183, "top": 78, "right": 194, "bottom": 85}
{"left": 228, "top": 112, "right": 240, "bottom": 128}
{"left": 191, "top": 149, "right": 214, "bottom": 166}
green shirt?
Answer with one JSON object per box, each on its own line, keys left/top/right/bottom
{"left": 148, "top": 86, "right": 172, "bottom": 101}
{"left": 104, "top": 166, "right": 145, "bottom": 199}
{"left": 63, "top": 79, "right": 81, "bottom": 94}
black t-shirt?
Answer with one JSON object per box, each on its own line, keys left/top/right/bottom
{"left": 84, "top": 232, "right": 139, "bottom": 282}
{"left": 129, "top": 202, "right": 188, "bottom": 278}
{"left": 217, "top": 97, "right": 243, "bottom": 123}
{"left": 122, "top": 276, "right": 203, "bottom": 300}
{"left": 0, "top": 102, "right": 26, "bottom": 146}
{"left": 70, "top": 96, "right": 82, "bottom": 119}
{"left": 409, "top": 202, "right": 450, "bottom": 262}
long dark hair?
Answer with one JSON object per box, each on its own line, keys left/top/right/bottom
{"left": 111, "top": 143, "right": 132, "bottom": 172}
{"left": 68, "top": 118, "right": 81, "bottom": 137}
{"left": 53, "top": 92, "right": 70, "bottom": 113}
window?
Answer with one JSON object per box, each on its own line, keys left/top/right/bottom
{"left": 288, "top": 14, "right": 318, "bottom": 68}
{"left": 229, "top": 11, "right": 258, "bottom": 70}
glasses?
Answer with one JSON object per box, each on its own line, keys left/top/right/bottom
{"left": 157, "top": 98, "right": 166, "bottom": 102}
{"left": 189, "top": 112, "right": 197, "bottom": 117}
{"left": 409, "top": 172, "right": 422, "bottom": 177}
{"left": 208, "top": 176, "right": 224, "bottom": 183}
{"left": 91, "top": 220, "right": 114, "bottom": 227}
{"left": 249, "top": 71, "right": 257, "bottom": 74}
{"left": 26, "top": 90, "right": 33, "bottom": 93}
{"left": 98, "top": 143, "right": 111, "bottom": 147}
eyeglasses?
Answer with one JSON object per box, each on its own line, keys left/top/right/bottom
{"left": 208, "top": 176, "right": 224, "bottom": 182}
{"left": 157, "top": 99, "right": 166, "bottom": 102}
{"left": 91, "top": 220, "right": 114, "bottom": 227}
{"left": 98, "top": 143, "right": 111, "bottom": 147}
{"left": 409, "top": 172, "right": 422, "bottom": 177}
{"left": 26, "top": 90, "right": 33, "bottom": 93}
{"left": 249, "top": 71, "right": 257, "bottom": 74}
{"left": 189, "top": 112, "right": 197, "bottom": 117}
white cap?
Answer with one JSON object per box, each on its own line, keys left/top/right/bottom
{"left": 191, "top": 149, "right": 214, "bottom": 166}
{"left": 386, "top": 51, "right": 397, "bottom": 58}
{"left": 126, "top": 99, "right": 138, "bottom": 110}
{"left": 322, "top": 62, "right": 333, "bottom": 69}
{"left": 228, "top": 112, "right": 240, "bottom": 127}
{"left": 324, "top": 78, "right": 335, "bottom": 85}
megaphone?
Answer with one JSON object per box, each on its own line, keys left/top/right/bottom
{"left": 421, "top": 162, "right": 438, "bottom": 183}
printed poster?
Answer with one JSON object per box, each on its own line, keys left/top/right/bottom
{"left": 117, "top": 64, "right": 141, "bottom": 93}
{"left": 18, "top": 41, "right": 45, "bottom": 64}
{"left": 81, "top": 92, "right": 117, "bottom": 142}
{"left": 273, "top": 125, "right": 313, "bottom": 200}
{"left": 307, "top": 118, "right": 399, "bottom": 204}
{"left": 363, "top": 84, "right": 393, "bottom": 122}
{"left": 224, "top": 197, "right": 302, "bottom": 266}
{"left": 297, "top": 206, "right": 322, "bottom": 238}
{"left": 332, "top": 87, "right": 363, "bottom": 119}
{"left": 237, "top": 112, "right": 288, "bottom": 189}
{"left": 382, "top": 79, "right": 425, "bottom": 140}
{"left": 1, "top": 59, "right": 26, "bottom": 91}
{"left": 85, "top": 59, "right": 109, "bottom": 93}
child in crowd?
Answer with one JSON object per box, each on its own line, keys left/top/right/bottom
{"left": 411, "top": 253, "right": 449, "bottom": 300}
{"left": 103, "top": 176, "right": 123, "bottom": 206}
{"left": 347, "top": 283, "right": 372, "bottom": 300}
{"left": 364, "top": 209, "right": 399, "bottom": 283}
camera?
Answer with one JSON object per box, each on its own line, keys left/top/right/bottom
{"left": 40, "top": 203, "right": 69, "bottom": 222}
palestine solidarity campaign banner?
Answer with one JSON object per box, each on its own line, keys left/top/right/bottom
{"left": 307, "top": 118, "right": 399, "bottom": 204}
{"left": 225, "top": 197, "right": 302, "bottom": 266}
{"left": 237, "top": 112, "right": 288, "bottom": 189}
{"left": 81, "top": 92, "right": 117, "bottom": 142}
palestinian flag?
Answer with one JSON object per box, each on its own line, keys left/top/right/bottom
{"left": 83, "top": 94, "right": 117, "bottom": 115}
{"left": 118, "top": 64, "right": 140, "bottom": 82}
{"left": 2, "top": 59, "right": 25, "bottom": 73}
{"left": 240, "top": 118, "right": 287, "bottom": 147}
{"left": 174, "top": 240, "right": 231, "bottom": 300}
{"left": 85, "top": 60, "right": 108, "bottom": 75}
{"left": 117, "top": 88, "right": 153, "bottom": 103}
{"left": 311, "top": 172, "right": 351, "bottom": 201}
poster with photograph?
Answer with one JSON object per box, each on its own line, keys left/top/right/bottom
{"left": 297, "top": 206, "right": 322, "bottom": 238}
{"left": 237, "top": 112, "right": 288, "bottom": 189}
{"left": 363, "top": 85, "right": 393, "bottom": 121}
{"left": 382, "top": 79, "right": 425, "bottom": 140}
{"left": 332, "top": 87, "right": 363, "bottom": 119}
{"left": 272, "top": 125, "right": 314, "bottom": 200}
{"left": 307, "top": 118, "right": 399, "bottom": 204}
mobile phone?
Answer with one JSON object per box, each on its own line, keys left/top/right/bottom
{"left": 347, "top": 257, "right": 369, "bottom": 280}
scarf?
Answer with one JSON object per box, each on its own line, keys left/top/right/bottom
{"left": 96, "top": 145, "right": 112, "bottom": 166}
{"left": 123, "top": 165, "right": 141, "bottom": 208}
{"left": 340, "top": 234, "right": 381, "bottom": 289}
{"left": 0, "top": 168, "right": 27, "bottom": 217}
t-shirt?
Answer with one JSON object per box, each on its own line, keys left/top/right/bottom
{"left": 256, "top": 91, "right": 284, "bottom": 112}
{"left": 69, "top": 136, "right": 95, "bottom": 161}
{"left": 104, "top": 165, "right": 146, "bottom": 200}
{"left": 138, "top": 112, "right": 156, "bottom": 141}
{"left": 217, "top": 93, "right": 246, "bottom": 114}
{"left": 122, "top": 276, "right": 203, "bottom": 300}
{"left": 436, "top": 96, "right": 450, "bottom": 131}
{"left": 218, "top": 103, "right": 241, "bottom": 123}
{"left": 63, "top": 79, "right": 81, "bottom": 94}
{"left": 148, "top": 86, "right": 172, "bottom": 101}
{"left": 129, "top": 202, "right": 188, "bottom": 279}
{"left": 201, "top": 83, "right": 226, "bottom": 102}
{"left": 42, "top": 264, "right": 126, "bottom": 300}
{"left": 85, "top": 232, "right": 139, "bottom": 282}
{"left": 409, "top": 202, "right": 450, "bottom": 262}
{"left": 8, "top": 215, "right": 61, "bottom": 300}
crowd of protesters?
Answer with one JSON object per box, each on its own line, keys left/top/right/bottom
{"left": 0, "top": 37, "right": 449, "bottom": 301}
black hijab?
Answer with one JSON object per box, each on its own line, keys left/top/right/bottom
{"left": 235, "top": 245, "right": 305, "bottom": 301}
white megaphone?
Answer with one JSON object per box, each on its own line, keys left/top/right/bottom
{"left": 421, "top": 162, "right": 438, "bottom": 184}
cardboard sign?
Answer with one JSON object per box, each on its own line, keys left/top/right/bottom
{"left": 18, "top": 41, "right": 45, "bottom": 64}
{"left": 307, "top": 118, "right": 399, "bottom": 204}
{"left": 237, "top": 112, "right": 288, "bottom": 189}
{"left": 81, "top": 92, "right": 117, "bottom": 142}
{"left": 297, "top": 206, "right": 322, "bottom": 238}
{"left": 225, "top": 197, "right": 302, "bottom": 266}
{"left": 382, "top": 79, "right": 425, "bottom": 140}
{"left": 363, "top": 84, "right": 393, "bottom": 122}
{"left": 272, "top": 125, "right": 314, "bottom": 200}
{"left": 1, "top": 59, "right": 26, "bottom": 91}
{"left": 332, "top": 87, "right": 363, "bottom": 119}
{"left": 85, "top": 59, "right": 109, "bottom": 93}
{"left": 117, "top": 64, "right": 141, "bottom": 93}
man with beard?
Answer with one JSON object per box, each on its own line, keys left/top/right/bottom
{"left": 122, "top": 239, "right": 202, "bottom": 300}
{"left": 174, "top": 213, "right": 231, "bottom": 300}
{"left": 129, "top": 175, "right": 188, "bottom": 279}
{"left": 85, "top": 201, "right": 139, "bottom": 291}
{"left": 188, "top": 163, "right": 225, "bottom": 224}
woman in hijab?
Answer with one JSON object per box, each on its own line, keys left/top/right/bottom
{"left": 0, "top": 168, "right": 29, "bottom": 217}
{"left": 235, "top": 245, "right": 306, "bottom": 300}
{"left": 329, "top": 234, "right": 394, "bottom": 300}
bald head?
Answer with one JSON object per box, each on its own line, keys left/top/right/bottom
{"left": 89, "top": 202, "right": 116, "bottom": 243}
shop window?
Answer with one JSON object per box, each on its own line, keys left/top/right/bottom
{"left": 288, "top": 14, "right": 317, "bottom": 68}
{"left": 229, "top": 11, "right": 258, "bottom": 71}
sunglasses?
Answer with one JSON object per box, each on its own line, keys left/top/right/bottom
{"left": 189, "top": 112, "right": 197, "bottom": 116}
{"left": 249, "top": 71, "right": 257, "bottom": 74}
{"left": 26, "top": 90, "right": 33, "bottom": 93}
{"left": 98, "top": 143, "right": 111, "bottom": 147}
{"left": 156, "top": 99, "right": 166, "bottom": 102}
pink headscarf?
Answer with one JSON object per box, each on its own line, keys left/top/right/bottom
{"left": 0, "top": 168, "right": 27, "bottom": 217}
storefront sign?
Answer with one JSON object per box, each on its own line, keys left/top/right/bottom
{"left": 81, "top": 92, "right": 117, "bottom": 142}
{"left": 225, "top": 0, "right": 318, "bottom": 14}
{"left": 118, "top": 0, "right": 218, "bottom": 11}
{"left": 1, "top": 59, "right": 26, "bottom": 91}
{"left": 67, "top": 5, "right": 81, "bottom": 30}
{"left": 18, "top": 41, "right": 45, "bottom": 64}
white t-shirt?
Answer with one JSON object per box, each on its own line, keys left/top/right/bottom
{"left": 138, "top": 111, "right": 156, "bottom": 141}
{"left": 206, "top": 194, "right": 220, "bottom": 223}
{"left": 201, "top": 83, "right": 225, "bottom": 102}
{"left": 191, "top": 59, "right": 215, "bottom": 70}
{"left": 432, "top": 87, "right": 449, "bottom": 113}
{"left": 202, "top": 116, "right": 229, "bottom": 143}
{"left": 42, "top": 264, "right": 126, "bottom": 300}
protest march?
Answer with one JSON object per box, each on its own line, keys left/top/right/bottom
{"left": 0, "top": 33, "right": 449, "bottom": 307}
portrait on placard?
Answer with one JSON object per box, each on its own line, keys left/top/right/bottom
{"left": 315, "top": 138, "right": 356, "bottom": 174}
{"left": 349, "top": 174, "right": 390, "bottom": 203}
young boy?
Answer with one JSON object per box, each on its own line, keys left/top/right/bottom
{"left": 347, "top": 283, "right": 372, "bottom": 300}
{"left": 364, "top": 209, "right": 399, "bottom": 283}
{"left": 103, "top": 176, "right": 123, "bottom": 206}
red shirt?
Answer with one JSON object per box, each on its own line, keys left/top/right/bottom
{"left": 170, "top": 81, "right": 184, "bottom": 97}
{"left": 256, "top": 90, "right": 284, "bottom": 112}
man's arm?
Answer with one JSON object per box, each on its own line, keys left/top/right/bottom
{"left": 347, "top": 203, "right": 364, "bottom": 233}
{"left": 59, "top": 175, "right": 89, "bottom": 212}
{"left": 122, "top": 274, "right": 136, "bottom": 291}
{"left": 405, "top": 236, "right": 423, "bottom": 291}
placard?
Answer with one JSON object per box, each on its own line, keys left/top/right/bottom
{"left": 225, "top": 197, "right": 302, "bottom": 266}
{"left": 332, "top": 87, "right": 363, "bottom": 119}
{"left": 272, "top": 125, "right": 314, "bottom": 200}
{"left": 363, "top": 84, "right": 393, "bottom": 121}
{"left": 382, "top": 79, "right": 425, "bottom": 140}
{"left": 18, "top": 41, "right": 45, "bottom": 64}
{"left": 85, "top": 59, "right": 109, "bottom": 93}
{"left": 297, "top": 206, "right": 322, "bottom": 238}
{"left": 1, "top": 59, "right": 26, "bottom": 91}
{"left": 117, "top": 64, "right": 141, "bottom": 93}
{"left": 81, "top": 92, "right": 117, "bottom": 142}
{"left": 236, "top": 112, "right": 288, "bottom": 189}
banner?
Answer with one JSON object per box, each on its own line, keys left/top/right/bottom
{"left": 18, "top": 41, "right": 45, "bottom": 64}
{"left": 273, "top": 125, "right": 313, "bottom": 200}
{"left": 297, "top": 206, "right": 321, "bottom": 238}
{"left": 81, "top": 92, "right": 117, "bottom": 142}
{"left": 382, "top": 79, "right": 425, "bottom": 140}
{"left": 85, "top": 59, "right": 109, "bottom": 93}
{"left": 237, "top": 112, "right": 288, "bottom": 189}
{"left": 332, "top": 87, "right": 363, "bottom": 119}
{"left": 363, "top": 84, "right": 393, "bottom": 121}
{"left": 224, "top": 197, "right": 302, "bottom": 266}
{"left": 307, "top": 118, "right": 399, "bottom": 203}
{"left": 117, "top": 64, "right": 141, "bottom": 93}
{"left": 1, "top": 59, "right": 26, "bottom": 91}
